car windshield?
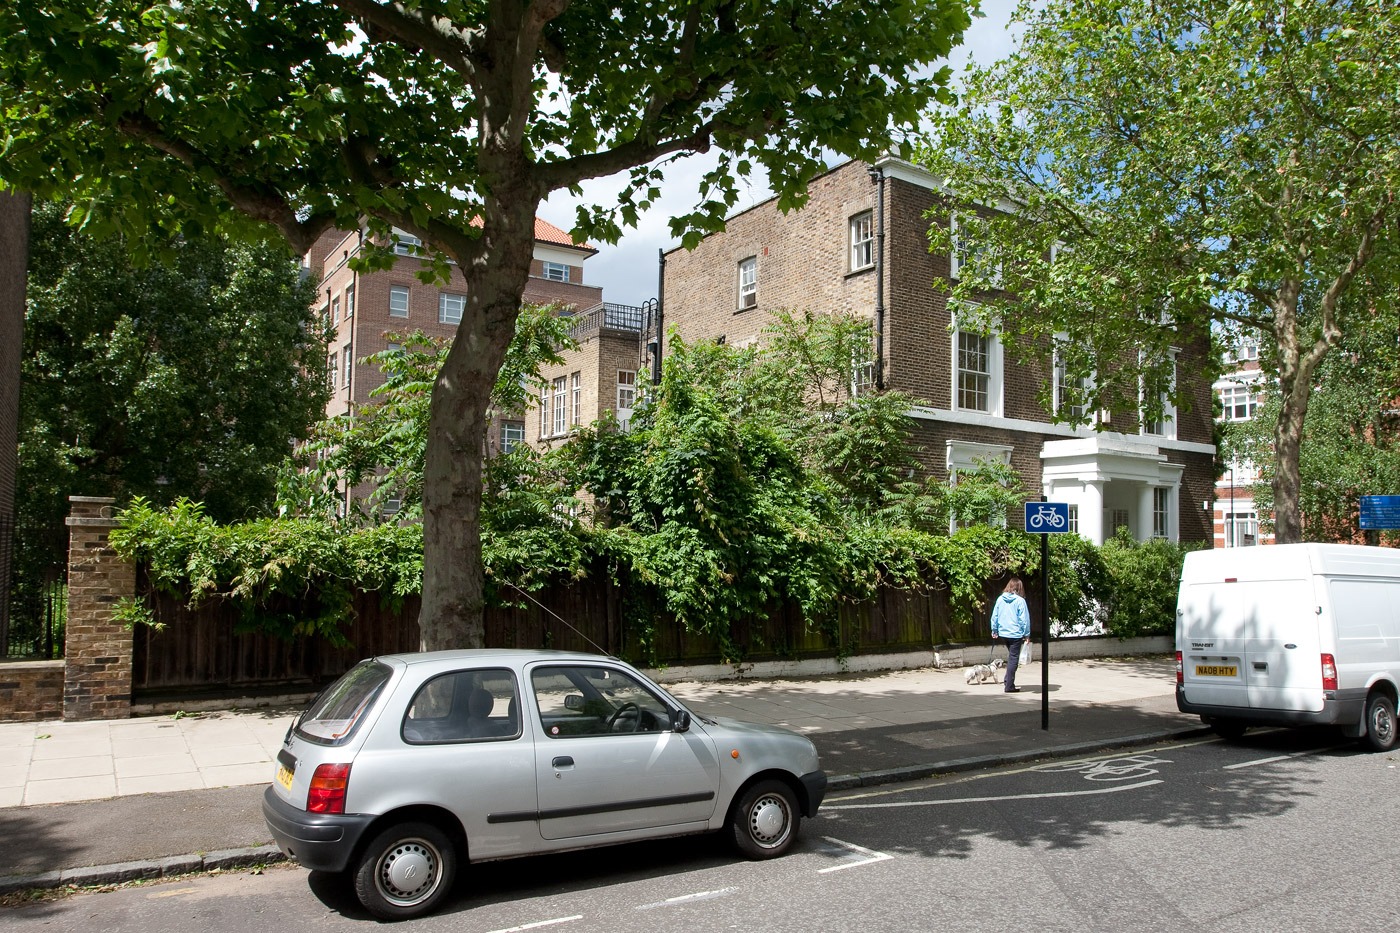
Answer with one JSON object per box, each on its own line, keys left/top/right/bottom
{"left": 296, "top": 660, "right": 393, "bottom": 745}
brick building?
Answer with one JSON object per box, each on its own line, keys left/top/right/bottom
{"left": 1213, "top": 341, "right": 1271, "bottom": 548}
{"left": 305, "top": 218, "right": 603, "bottom": 458}
{"left": 532, "top": 301, "right": 653, "bottom": 450}
{"left": 658, "top": 158, "right": 1218, "bottom": 544}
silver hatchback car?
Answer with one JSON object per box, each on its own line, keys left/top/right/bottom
{"left": 263, "top": 649, "right": 827, "bottom": 920}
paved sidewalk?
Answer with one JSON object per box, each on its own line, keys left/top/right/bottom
{"left": 0, "top": 655, "right": 1198, "bottom": 886}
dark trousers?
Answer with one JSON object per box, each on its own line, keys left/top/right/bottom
{"left": 999, "top": 637, "right": 1024, "bottom": 691}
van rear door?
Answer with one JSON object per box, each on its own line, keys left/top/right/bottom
{"left": 1241, "top": 579, "right": 1323, "bottom": 712}
{"left": 1179, "top": 581, "right": 1249, "bottom": 708}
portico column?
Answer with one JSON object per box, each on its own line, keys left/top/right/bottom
{"left": 1138, "top": 484, "right": 1156, "bottom": 542}
{"left": 1081, "top": 481, "right": 1104, "bottom": 545}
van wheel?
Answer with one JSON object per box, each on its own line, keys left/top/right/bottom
{"left": 1363, "top": 692, "right": 1399, "bottom": 753}
{"left": 1209, "top": 719, "right": 1248, "bottom": 741}
{"left": 353, "top": 821, "right": 457, "bottom": 920}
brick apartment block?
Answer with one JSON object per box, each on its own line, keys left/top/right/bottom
{"left": 657, "top": 157, "right": 1218, "bottom": 545}
{"left": 306, "top": 218, "right": 614, "bottom": 465}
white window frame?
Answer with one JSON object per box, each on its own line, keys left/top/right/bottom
{"left": 617, "top": 370, "right": 637, "bottom": 412}
{"left": 1053, "top": 339, "right": 1090, "bottom": 424}
{"left": 737, "top": 257, "right": 757, "bottom": 310}
{"left": 502, "top": 421, "right": 524, "bottom": 454}
{"left": 1067, "top": 504, "right": 1080, "bottom": 535}
{"left": 950, "top": 213, "right": 1003, "bottom": 287}
{"left": 331, "top": 296, "right": 340, "bottom": 323}
{"left": 539, "top": 384, "right": 549, "bottom": 437}
{"left": 849, "top": 211, "right": 874, "bottom": 271}
{"left": 1152, "top": 487, "right": 1170, "bottom": 539}
{"left": 542, "top": 261, "right": 570, "bottom": 282}
{"left": 570, "top": 372, "right": 581, "bottom": 427}
{"left": 329, "top": 353, "right": 338, "bottom": 389}
{"left": 851, "top": 358, "right": 874, "bottom": 399}
{"left": 552, "top": 377, "right": 567, "bottom": 435}
{"left": 342, "top": 345, "right": 352, "bottom": 388}
{"left": 344, "top": 284, "right": 354, "bottom": 319}
{"left": 393, "top": 233, "right": 422, "bottom": 256}
{"left": 951, "top": 314, "right": 1003, "bottom": 416}
{"left": 945, "top": 440, "right": 1014, "bottom": 534}
{"left": 439, "top": 292, "right": 466, "bottom": 325}
{"left": 389, "top": 285, "right": 410, "bottom": 318}
{"left": 1140, "top": 351, "right": 1177, "bottom": 439}
{"left": 1219, "top": 382, "right": 1258, "bottom": 422}
{"left": 1223, "top": 509, "right": 1259, "bottom": 548}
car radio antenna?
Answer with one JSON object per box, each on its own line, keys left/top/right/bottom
{"left": 502, "top": 580, "right": 613, "bottom": 658}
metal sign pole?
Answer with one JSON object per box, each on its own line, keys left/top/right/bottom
{"left": 1040, "top": 494, "right": 1050, "bottom": 731}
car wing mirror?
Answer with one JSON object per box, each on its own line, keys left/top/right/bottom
{"left": 564, "top": 694, "right": 585, "bottom": 711}
{"left": 671, "top": 709, "right": 691, "bottom": 733}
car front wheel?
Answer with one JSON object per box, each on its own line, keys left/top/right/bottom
{"left": 728, "top": 779, "right": 800, "bottom": 859}
{"left": 353, "top": 821, "right": 457, "bottom": 921}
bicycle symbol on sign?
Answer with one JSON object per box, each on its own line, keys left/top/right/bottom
{"left": 1026, "top": 503, "right": 1067, "bottom": 530}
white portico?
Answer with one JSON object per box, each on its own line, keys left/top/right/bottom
{"left": 1041, "top": 435, "right": 1184, "bottom": 545}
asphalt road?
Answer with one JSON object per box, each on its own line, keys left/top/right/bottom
{"left": 4, "top": 728, "right": 1398, "bottom": 932}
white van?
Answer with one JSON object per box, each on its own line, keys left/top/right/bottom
{"left": 1176, "top": 543, "right": 1400, "bottom": 751}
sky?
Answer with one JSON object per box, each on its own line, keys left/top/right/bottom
{"left": 536, "top": 0, "right": 1027, "bottom": 307}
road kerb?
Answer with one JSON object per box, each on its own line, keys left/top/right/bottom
{"left": 0, "top": 846, "right": 286, "bottom": 897}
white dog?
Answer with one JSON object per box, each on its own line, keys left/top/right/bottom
{"left": 964, "top": 658, "right": 1006, "bottom": 685}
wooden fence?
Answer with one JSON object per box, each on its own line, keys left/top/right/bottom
{"left": 130, "top": 572, "right": 1037, "bottom": 702}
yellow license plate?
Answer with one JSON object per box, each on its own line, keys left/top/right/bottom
{"left": 276, "top": 764, "right": 294, "bottom": 790}
{"left": 1196, "top": 665, "right": 1238, "bottom": 677}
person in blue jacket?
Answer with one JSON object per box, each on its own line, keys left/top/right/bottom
{"left": 990, "top": 577, "right": 1031, "bottom": 693}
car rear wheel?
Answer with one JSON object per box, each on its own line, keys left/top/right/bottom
{"left": 1209, "top": 718, "right": 1248, "bottom": 741}
{"left": 728, "top": 779, "right": 800, "bottom": 860}
{"left": 353, "top": 821, "right": 457, "bottom": 921}
{"left": 1363, "top": 692, "right": 1399, "bottom": 753}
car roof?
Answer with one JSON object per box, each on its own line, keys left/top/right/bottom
{"left": 378, "top": 648, "right": 622, "bottom": 667}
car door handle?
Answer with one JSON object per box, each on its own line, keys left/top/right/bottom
{"left": 1253, "top": 662, "right": 1267, "bottom": 671}
{"left": 552, "top": 756, "right": 574, "bottom": 768}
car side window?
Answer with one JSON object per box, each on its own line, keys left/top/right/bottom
{"left": 402, "top": 668, "right": 521, "bottom": 744}
{"left": 531, "top": 665, "right": 672, "bottom": 738}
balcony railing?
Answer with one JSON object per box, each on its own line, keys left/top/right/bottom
{"left": 565, "top": 302, "right": 647, "bottom": 341}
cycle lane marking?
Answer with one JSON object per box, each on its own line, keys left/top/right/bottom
{"left": 815, "top": 836, "right": 894, "bottom": 873}
{"left": 635, "top": 888, "right": 739, "bottom": 910}
{"left": 1221, "top": 742, "right": 1353, "bottom": 770}
{"left": 823, "top": 778, "right": 1163, "bottom": 810}
{"left": 483, "top": 916, "right": 583, "bottom": 933}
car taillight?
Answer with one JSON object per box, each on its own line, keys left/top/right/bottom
{"left": 1176, "top": 651, "right": 1183, "bottom": 684}
{"left": 307, "top": 763, "right": 351, "bottom": 814}
{"left": 1321, "top": 654, "right": 1338, "bottom": 692}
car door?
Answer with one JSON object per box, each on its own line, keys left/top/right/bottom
{"left": 529, "top": 663, "right": 720, "bottom": 841}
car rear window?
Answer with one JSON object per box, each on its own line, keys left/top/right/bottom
{"left": 296, "top": 660, "right": 393, "bottom": 746}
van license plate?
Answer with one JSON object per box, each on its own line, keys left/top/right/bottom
{"left": 276, "top": 765, "right": 294, "bottom": 790}
{"left": 1196, "top": 665, "right": 1237, "bottom": 677}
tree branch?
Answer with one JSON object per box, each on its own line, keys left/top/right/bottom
{"left": 116, "top": 114, "right": 335, "bottom": 253}
{"left": 329, "top": 0, "right": 483, "bottom": 80}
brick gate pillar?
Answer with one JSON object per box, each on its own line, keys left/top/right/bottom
{"left": 63, "top": 496, "right": 134, "bottom": 720}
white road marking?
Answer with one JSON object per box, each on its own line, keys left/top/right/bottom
{"left": 817, "top": 836, "right": 894, "bottom": 873}
{"left": 824, "top": 779, "right": 1163, "bottom": 810}
{"left": 483, "top": 916, "right": 583, "bottom": 933}
{"left": 1222, "top": 743, "right": 1353, "bottom": 770}
{"left": 635, "top": 887, "right": 739, "bottom": 910}
{"left": 1031, "top": 754, "right": 1173, "bottom": 781}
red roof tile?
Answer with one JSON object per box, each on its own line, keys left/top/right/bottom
{"left": 464, "top": 215, "right": 594, "bottom": 252}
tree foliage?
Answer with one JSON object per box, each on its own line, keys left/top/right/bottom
{"left": 1227, "top": 313, "right": 1400, "bottom": 544}
{"left": 921, "top": 0, "right": 1400, "bottom": 544}
{"left": 1, "top": 0, "right": 977, "bottom": 650}
{"left": 19, "top": 199, "right": 329, "bottom": 533}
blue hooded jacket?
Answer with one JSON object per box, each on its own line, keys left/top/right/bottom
{"left": 990, "top": 591, "right": 1030, "bottom": 640}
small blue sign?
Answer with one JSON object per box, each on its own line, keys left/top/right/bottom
{"left": 1025, "top": 501, "right": 1071, "bottom": 534}
{"left": 1360, "top": 496, "right": 1400, "bottom": 530}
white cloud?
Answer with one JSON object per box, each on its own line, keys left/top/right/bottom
{"left": 538, "top": 0, "right": 1026, "bottom": 306}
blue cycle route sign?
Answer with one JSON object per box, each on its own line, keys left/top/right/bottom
{"left": 1024, "top": 501, "right": 1071, "bottom": 533}
{"left": 1359, "top": 496, "right": 1400, "bottom": 530}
